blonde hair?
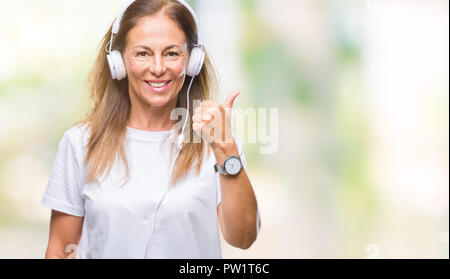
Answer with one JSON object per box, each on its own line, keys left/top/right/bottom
{"left": 77, "top": 0, "right": 217, "bottom": 186}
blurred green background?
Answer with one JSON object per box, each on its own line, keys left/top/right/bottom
{"left": 0, "top": 0, "right": 448, "bottom": 258}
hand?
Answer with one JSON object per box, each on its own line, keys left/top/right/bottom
{"left": 192, "top": 91, "right": 240, "bottom": 149}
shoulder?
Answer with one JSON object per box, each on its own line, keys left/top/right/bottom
{"left": 62, "top": 122, "right": 90, "bottom": 152}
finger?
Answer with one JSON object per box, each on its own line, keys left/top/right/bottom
{"left": 195, "top": 106, "right": 202, "bottom": 114}
{"left": 200, "top": 100, "right": 216, "bottom": 107}
{"left": 193, "top": 121, "right": 209, "bottom": 137}
{"left": 193, "top": 122, "right": 202, "bottom": 134}
{"left": 224, "top": 91, "right": 240, "bottom": 109}
{"left": 193, "top": 111, "right": 212, "bottom": 123}
{"left": 203, "top": 113, "right": 212, "bottom": 121}
{"left": 195, "top": 104, "right": 214, "bottom": 115}
{"left": 192, "top": 113, "right": 201, "bottom": 123}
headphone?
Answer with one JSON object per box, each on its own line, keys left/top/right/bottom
{"left": 106, "top": 0, "right": 205, "bottom": 258}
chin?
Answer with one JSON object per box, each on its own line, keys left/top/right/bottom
{"left": 141, "top": 92, "right": 175, "bottom": 108}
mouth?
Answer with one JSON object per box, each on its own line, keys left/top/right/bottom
{"left": 144, "top": 80, "right": 171, "bottom": 93}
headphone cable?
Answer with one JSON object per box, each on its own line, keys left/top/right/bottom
{"left": 144, "top": 75, "right": 195, "bottom": 258}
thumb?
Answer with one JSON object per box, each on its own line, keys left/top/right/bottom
{"left": 224, "top": 91, "right": 240, "bottom": 109}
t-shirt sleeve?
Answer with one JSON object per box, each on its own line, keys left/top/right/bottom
{"left": 216, "top": 134, "right": 247, "bottom": 207}
{"left": 41, "top": 132, "right": 85, "bottom": 217}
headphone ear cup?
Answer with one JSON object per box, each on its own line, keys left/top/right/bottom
{"left": 106, "top": 54, "right": 117, "bottom": 80}
{"left": 186, "top": 46, "right": 205, "bottom": 77}
{"left": 107, "top": 50, "right": 127, "bottom": 80}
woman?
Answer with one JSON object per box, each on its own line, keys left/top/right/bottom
{"left": 41, "top": 0, "right": 260, "bottom": 259}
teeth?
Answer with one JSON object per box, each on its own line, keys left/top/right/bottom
{"left": 147, "top": 81, "right": 168, "bottom": 88}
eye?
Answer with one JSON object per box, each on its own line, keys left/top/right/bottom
{"left": 137, "top": 51, "right": 148, "bottom": 57}
{"left": 166, "top": 51, "right": 179, "bottom": 57}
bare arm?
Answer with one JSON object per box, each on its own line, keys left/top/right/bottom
{"left": 45, "top": 210, "right": 84, "bottom": 259}
{"left": 214, "top": 140, "right": 259, "bottom": 249}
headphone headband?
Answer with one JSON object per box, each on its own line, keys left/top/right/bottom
{"left": 111, "top": 0, "right": 202, "bottom": 45}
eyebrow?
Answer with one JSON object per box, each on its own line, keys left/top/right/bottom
{"left": 134, "top": 45, "right": 181, "bottom": 51}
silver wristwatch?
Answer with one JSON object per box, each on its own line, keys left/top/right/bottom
{"left": 214, "top": 155, "right": 242, "bottom": 176}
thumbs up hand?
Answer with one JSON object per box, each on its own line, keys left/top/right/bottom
{"left": 192, "top": 91, "right": 240, "bottom": 150}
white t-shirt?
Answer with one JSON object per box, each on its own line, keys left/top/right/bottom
{"left": 41, "top": 123, "right": 248, "bottom": 259}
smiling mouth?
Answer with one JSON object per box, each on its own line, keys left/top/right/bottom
{"left": 145, "top": 80, "right": 171, "bottom": 88}
{"left": 144, "top": 80, "right": 171, "bottom": 92}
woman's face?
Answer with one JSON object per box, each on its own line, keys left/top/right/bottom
{"left": 123, "top": 12, "right": 188, "bottom": 109}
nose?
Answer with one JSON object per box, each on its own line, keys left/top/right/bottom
{"left": 149, "top": 55, "right": 166, "bottom": 77}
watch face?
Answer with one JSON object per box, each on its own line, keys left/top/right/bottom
{"left": 225, "top": 156, "right": 242, "bottom": 175}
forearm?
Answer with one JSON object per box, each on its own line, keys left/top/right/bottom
{"left": 45, "top": 243, "right": 76, "bottom": 259}
{"left": 212, "top": 140, "right": 259, "bottom": 249}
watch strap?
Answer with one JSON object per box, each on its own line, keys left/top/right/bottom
{"left": 214, "top": 163, "right": 228, "bottom": 175}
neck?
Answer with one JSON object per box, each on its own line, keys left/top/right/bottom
{"left": 127, "top": 97, "right": 179, "bottom": 132}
